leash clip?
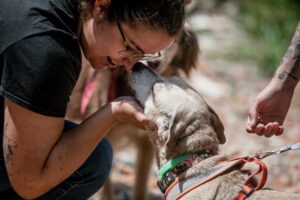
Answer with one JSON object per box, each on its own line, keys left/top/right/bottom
{"left": 250, "top": 151, "right": 276, "bottom": 159}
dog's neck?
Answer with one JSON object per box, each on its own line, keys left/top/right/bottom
{"left": 153, "top": 138, "right": 220, "bottom": 169}
{"left": 156, "top": 148, "right": 218, "bottom": 193}
{"left": 148, "top": 127, "right": 221, "bottom": 192}
{"left": 151, "top": 132, "right": 219, "bottom": 169}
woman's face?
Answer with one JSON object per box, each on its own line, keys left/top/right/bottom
{"left": 80, "top": 14, "right": 175, "bottom": 71}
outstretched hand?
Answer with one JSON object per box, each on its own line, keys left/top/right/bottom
{"left": 246, "top": 81, "right": 294, "bottom": 137}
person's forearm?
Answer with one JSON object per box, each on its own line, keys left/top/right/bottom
{"left": 273, "top": 21, "right": 300, "bottom": 88}
{"left": 25, "top": 103, "right": 117, "bottom": 198}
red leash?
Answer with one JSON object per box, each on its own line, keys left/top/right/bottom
{"left": 107, "top": 66, "right": 121, "bottom": 103}
{"left": 80, "top": 66, "right": 120, "bottom": 119}
{"left": 164, "top": 156, "right": 267, "bottom": 200}
{"left": 80, "top": 69, "right": 100, "bottom": 116}
{"left": 222, "top": 157, "right": 268, "bottom": 200}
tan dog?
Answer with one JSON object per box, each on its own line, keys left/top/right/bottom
{"left": 128, "top": 62, "right": 300, "bottom": 200}
{"left": 66, "top": 25, "right": 200, "bottom": 200}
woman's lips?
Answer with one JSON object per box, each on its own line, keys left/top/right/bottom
{"left": 107, "top": 57, "right": 120, "bottom": 68}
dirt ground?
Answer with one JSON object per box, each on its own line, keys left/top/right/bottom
{"left": 94, "top": 7, "right": 300, "bottom": 200}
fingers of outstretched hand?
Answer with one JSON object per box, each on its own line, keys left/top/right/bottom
{"left": 249, "top": 122, "right": 283, "bottom": 137}
{"left": 264, "top": 123, "right": 278, "bottom": 137}
{"left": 264, "top": 122, "right": 283, "bottom": 137}
{"left": 275, "top": 126, "right": 284, "bottom": 136}
{"left": 254, "top": 123, "right": 265, "bottom": 136}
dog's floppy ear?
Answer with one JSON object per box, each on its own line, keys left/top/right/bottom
{"left": 163, "top": 104, "right": 187, "bottom": 159}
{"left": 169, "top": 25, "right": 200, "bottom": 77}
{"left": 154, "top": 107, "right": 181, "bottom": 159}
{"left": 207, "top": 105, "right": 226, "bottom": 144}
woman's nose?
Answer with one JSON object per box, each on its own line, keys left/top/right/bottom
{"left": 121, "top": 56, "right": 140, "bottom": 71}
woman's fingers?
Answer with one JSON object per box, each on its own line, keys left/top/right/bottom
{"left": 255, "top": 122, "right": 282, "bottom": 137}
{"left": 275, "top": 126, "right": 284, "bottom": 136}
{"left": 255, "top": 123, "right": 265, "bottom": 136}
{"left": 264, "top": 123, "right": 277, "bottom": 137}
{"left": 112, "top": 96, "right": 157, "bottom": 131}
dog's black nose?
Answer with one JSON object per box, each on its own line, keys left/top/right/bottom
{"left": 132, "top": 62, "right": 147, "bottom": 73}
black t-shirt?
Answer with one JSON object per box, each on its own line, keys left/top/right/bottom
{"left": 0, "top": 0, "right": 81, "bottom": 158}
{"left": 0, "top": 0, "right": 81, "bottom": 118}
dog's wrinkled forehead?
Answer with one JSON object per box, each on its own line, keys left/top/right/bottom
{"left": 129, "top": 62, "right": 197, "bottom": 111}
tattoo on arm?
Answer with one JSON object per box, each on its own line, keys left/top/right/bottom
{"left": 283, "top": 47, "right": 293, "bottom": 59}
{"left": 3, "top": 122, "right": 18, "bottom": 177}
{"left": 278, "top": 71, "right": 288, "bottom": 80}
{"left": 277, "top": 22, "right": 300, "bottom": 81}
{"left": 275, "top": 71, "right": 298, "bottom": 81}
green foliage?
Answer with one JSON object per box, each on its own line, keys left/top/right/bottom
{"left": 232, "top": 0, "right": 300, "bottom": 76}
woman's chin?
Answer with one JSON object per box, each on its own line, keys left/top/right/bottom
{"left": 89, "top": 59, "right": 106, "bottom": 70}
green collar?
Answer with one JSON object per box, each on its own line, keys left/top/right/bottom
{"left": 157, "top": 153, "right": 193, "bottom": 180}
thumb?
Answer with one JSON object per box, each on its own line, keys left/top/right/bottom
{"left": 246, "top": 108, "right": 258, "bottom": 132}
{"left": 247, "top": 116, "right": 256, "bottom": 128}
{"left": 135, "top": 112, "right": 149, "bottom": 130}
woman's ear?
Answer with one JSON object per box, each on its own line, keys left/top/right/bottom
{"left": 92, "top": 0, "right": 111, "bottom": 19}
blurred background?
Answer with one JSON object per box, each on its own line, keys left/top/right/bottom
{"left": 102, "top": 1, "right": 300, "bottom": 199}
{"left": 187, "top": 0, "right": 300, "bottom": 76}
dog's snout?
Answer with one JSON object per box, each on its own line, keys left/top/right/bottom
{"left": 132, "top": 62, "right": 147, "bottom": 73}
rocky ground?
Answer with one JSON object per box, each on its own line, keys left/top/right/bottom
{"left": 97, "top": 5, "right": 300, "bottom": 200}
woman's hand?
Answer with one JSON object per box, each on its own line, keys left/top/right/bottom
{"left": 110, "top": 96, "right": 157, "bottom": 131}
{"left": 246, "top": 80, "right": 295, "bottom": 137}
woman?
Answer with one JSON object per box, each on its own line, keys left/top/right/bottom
{"left": 0, "top": 0, "right": 185, "bottom": 199}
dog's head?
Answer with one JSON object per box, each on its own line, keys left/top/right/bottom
{"left": 129, "top": 62, "right": 225, "bottom": 166}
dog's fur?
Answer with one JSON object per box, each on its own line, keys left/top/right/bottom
{"left": 66, "top": 25, "right": 200, "bottom": 200}
{"left": 128, "top": 62, "right": 300, "bottom": 200}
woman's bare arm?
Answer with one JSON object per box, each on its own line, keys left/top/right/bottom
{"left": 3, "top": 97, "right": 149, "bottom": 199}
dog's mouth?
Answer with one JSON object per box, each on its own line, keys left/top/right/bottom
{"left": 127, "top": 81, "right": 144, "bottom": 108}
{"left": 129, "top": 86, "right": 144, "bottom": 106}
{"left": 135, "top": 98, "right": 144, "bottom": 109}
{"left": 128, "top": 86, "right": 140, "bottom": 103}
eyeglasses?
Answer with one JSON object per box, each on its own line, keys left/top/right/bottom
{"left": 116, "top": 20, "right": 161, "bottom": 61}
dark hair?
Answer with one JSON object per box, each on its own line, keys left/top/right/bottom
{"left": 78, "top": 0, "right": 185, "bottom": 36}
